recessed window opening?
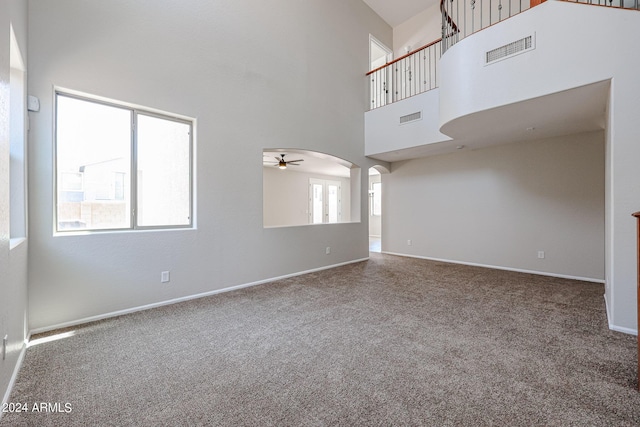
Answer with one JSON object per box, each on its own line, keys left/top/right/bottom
{"left": 10, "top": 24, "right": 27, "bottom": 245}
{"left": 55, "top": 91, "right": 193, "bottom": 232}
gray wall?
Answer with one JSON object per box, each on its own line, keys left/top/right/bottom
{"left": 27, "top": 0, "right": 392, "bottom": 331}
{"left": 0, "top": 0, "right": 28, "bottom": 406}
{"left": 263, "top": 167, "right": 352, "bottom": 228}
{"left": 383, "top": 131, "right": 605, "bottom": 281}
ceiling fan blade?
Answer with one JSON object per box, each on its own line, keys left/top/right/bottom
{"left": 286, "top": 159, "right": 304, "bottom": 163}
{"left": 274, "top": 157, "right": 282, "bottom": 161}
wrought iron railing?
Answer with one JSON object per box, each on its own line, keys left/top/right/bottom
{"left": 367, "top": 39, "right": 442, "bottom": 110}
{"left": 441, "top": 0, "right": 640, "bottom": 53}
{"left": 441, "top": 0, "right": 530, "bottom": 53}
{"left": 368, "top": 0, "right": 639, "bottom": 111}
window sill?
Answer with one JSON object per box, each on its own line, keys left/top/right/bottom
{"left": 53, "top": 227, "right": 196, "bottom": 237}
{"left": 10, "top": 237, "right": 27, "bottom": 250}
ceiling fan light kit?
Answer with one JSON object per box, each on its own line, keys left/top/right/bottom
{"left": 267, "top": 154, "right": 304, "bottom": 170}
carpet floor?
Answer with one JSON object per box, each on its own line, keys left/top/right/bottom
{"left": 1, "top": 253, "right": 639, "bottom": 426}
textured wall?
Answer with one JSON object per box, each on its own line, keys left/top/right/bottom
{"left": 439, "top": 1, "right": 640, "bottom": 332}
{"left": 27, "top": 0, "right": 391, "bottom": 330}
{"left": 383, "top": 131, "right": 605, "bottom": 281}
{"left": 263, "top": 168, "right": 352, "bottom": 228}
{"left": 0, "top": 0, "right": 28, "bottom": 407}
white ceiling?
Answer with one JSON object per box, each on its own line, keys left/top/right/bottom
{"left": 263, "top": 150, "right": 353, "bottom": 178}
{"left": 362, "top": 0, "right": 436, "bottom": 27}
{"left": 369, "top": 80, "right": 610, "bottom": 162}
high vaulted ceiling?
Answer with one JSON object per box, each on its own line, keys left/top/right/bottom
{"left": 362, "top": 0, "right": 437, "bottom": 27}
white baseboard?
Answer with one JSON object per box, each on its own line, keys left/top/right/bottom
{"left": 604, "top": 293, "right": 638, "bottom": 336}
{"left": 385, "top": 251, "right": 640, "bottom": 336}
{"left": 609, "top": 323, "right": 637, "bottom": 335}
{"left": 381, "top": 251, "right": 605, "bottom": 284}
{"left": 30, "top": 257, "right": 370, "bottom": 336}
{"left": 1, "top": 340, "right": 28, "bottom": 420}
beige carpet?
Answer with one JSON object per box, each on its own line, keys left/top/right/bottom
{"left": 2, "top": 253, "right": 639, "bottom": 426}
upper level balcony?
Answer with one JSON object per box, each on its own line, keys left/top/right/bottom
{"left": 364, "top": 0, "right": 638, "bottom": 162}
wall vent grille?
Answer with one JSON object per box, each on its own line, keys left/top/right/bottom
{"left": 486, "top": 35, "right": 533, "bottom": 64}
{"left": 399, "top": 111, "right": 422, "bottom": 125}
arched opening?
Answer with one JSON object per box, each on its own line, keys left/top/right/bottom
{"left": 263, "top": 149, "right": 361, "bottom": 228}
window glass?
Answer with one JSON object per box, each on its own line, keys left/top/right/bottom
{"left": 372, "top": 182, "right": 382, "bottom": 216}
{"left": 55, "top": 92, "right": 192, "bottom": 232}
{"left": 56, "top": 95, "right": 131, "bottom": 230}
{"left": 137, "top": 114, "right": 191, "bottom": 227}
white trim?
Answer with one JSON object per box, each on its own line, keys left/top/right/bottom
{"left": 609, "top": 324, "right": 638, "bottom": 336}
{"left": 604, "top": 294, "right": 637, "bottom": 336}
{"left": 29, "top": 257, "right": 370, "bottom": 335}
{"left": 9, "top": 237, "right": 26, "bottom": 250}
{"left": 1, "top": 340, "right": 28, "bottom": 419}
{"left": 369, "top": 34, "right": 393, "bottom": 68}
{"left": 381, "top": 251, "right": 605, "bottom": 284}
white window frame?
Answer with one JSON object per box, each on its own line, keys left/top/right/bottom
{"left": 54, "top": 90, "right": 194, "bottom": 233}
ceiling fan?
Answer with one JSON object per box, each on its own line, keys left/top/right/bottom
{"left": 265, "top": 154, "right": 304, "bottom": 170}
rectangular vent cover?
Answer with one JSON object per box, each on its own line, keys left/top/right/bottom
{"left": 399, "top": 111, "right": 422, "bottom": 125}
{"left": 486, "top": 35, "right": 533, "bottom": 64}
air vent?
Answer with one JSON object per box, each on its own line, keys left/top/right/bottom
{"left": 486, "top": 35, "right": 533, "bottom": 64}
{"left": 399, "top": 111, "right": 422, "bottom": 125}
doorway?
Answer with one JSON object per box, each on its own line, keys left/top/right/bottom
{"left": 369, "top": 35, "right": 392, "bottom": 109}
{"left": 369, "top": 168, "right": 382, "bottom": 252}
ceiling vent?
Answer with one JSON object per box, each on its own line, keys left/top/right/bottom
{"left": 399, "top": 111, "right": 422, "bottom": 125}
{"left": 485, "top": 35, "right": 534, "bottom": 65}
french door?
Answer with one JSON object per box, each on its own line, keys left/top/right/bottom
{"left": 309, "top": 179, "right": 341, "bottom": 224}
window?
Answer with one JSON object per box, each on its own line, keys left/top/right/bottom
{"left": 55, "top": 92, "right": 193, "bottom": 232}
{"left": 371, "top": 181, "right": 381, "bottom": 216}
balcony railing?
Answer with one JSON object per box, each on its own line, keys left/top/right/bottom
{"left": 368, "top": 0, "right": 639, "bottom": 111}
{"left": 441, "top": 0, "right": 530, "bottom": 53}
{"left": 442, "top": 0, "right": 640, "bottom": 53}
{"left": 367, "top": 39, "right": 442, "bottom": 110}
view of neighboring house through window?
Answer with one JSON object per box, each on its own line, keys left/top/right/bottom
{"left": 55, "top": 92, "right": 192, "bottom": 232}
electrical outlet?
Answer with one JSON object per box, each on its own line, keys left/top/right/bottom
{"left": 161, "top": 271, "right": 170, "bottom": 283}
{"left": 3, "top": 335, "right": 7, "bottom": 361}
{"left": 326, "top": 247, "right": 331, "bottom": 255}
{"left": 407, "top": 239, "right": 412, "bottom": 246}
{"left": 537, "top": 251, "right": 545, "bottom": 259}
